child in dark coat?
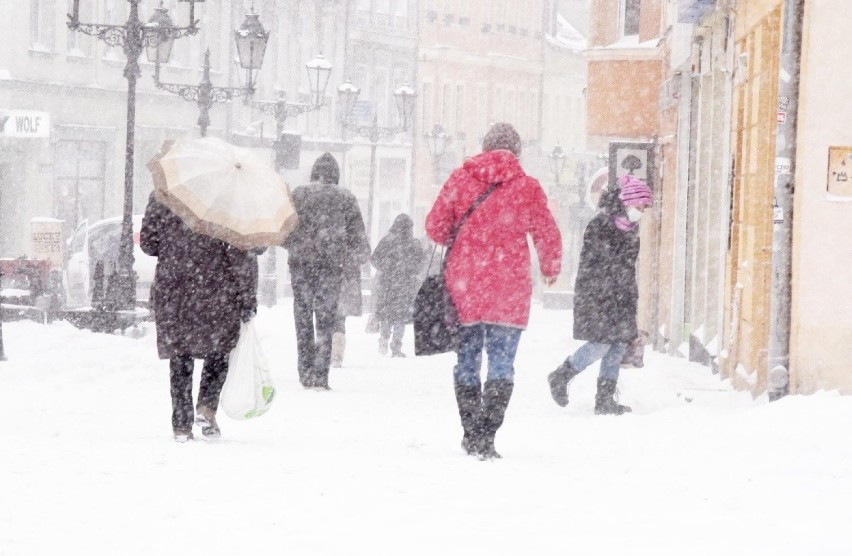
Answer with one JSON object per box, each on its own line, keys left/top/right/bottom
{"left": 547, "top": 175, "right": 652, "bottom": 415}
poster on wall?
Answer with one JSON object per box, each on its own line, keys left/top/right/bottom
{"left": 608, "top": 141, "right": 655, "bottom": 190}
{"left": 827, "top": 146, "right": 852, "bottom": 198}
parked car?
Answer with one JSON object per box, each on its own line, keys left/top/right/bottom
{"left": 64, "top": 216, "right": 156, "bottom": 309}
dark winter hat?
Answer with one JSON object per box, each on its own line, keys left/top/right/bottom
{"left": 310, "top": 152, "right": 340, "bottom": 185}
{"left": 618, "top": 175, "right": 652, "bottom": 208}
{"left": 482, "top": 122, "right": 522, "bottom": 157}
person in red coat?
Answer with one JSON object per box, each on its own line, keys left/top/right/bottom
{"left": 426, "top": 122, "right": 562, "bottom": 459}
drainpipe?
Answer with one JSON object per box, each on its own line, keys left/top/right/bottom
{"left": 767, "top": 0, "right": 805, "bottom": 401}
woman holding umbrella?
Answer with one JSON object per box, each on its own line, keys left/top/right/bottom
{"left": 144, "top": 137, "right": 298, "bottom": 442}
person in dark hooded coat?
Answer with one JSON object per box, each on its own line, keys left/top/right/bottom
{"left": 140, "top": 193, "right": 259, "bottom": 442}
{"left": 547, "top": 174, "right": 653, "bottom": 415}
{"left": 284, "top": 153, "right": 369, "bottom": 389}
{"left": 370, "top": 214, "right": 425, "bottom": 357}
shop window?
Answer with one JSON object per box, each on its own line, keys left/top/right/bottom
{"left": 54, "top": 140, "right": 107, "bottom": 239}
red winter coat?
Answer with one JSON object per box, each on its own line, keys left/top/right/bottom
{"left": 425, "top": 150, "right": 562, "bottom": 328}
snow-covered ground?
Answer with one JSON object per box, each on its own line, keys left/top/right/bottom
{"left": 2, "top": 304, "right": 852, "bottom": 555}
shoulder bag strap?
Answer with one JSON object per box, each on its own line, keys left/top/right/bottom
{"left": 443, "top": 181, "right": 502, "bottom": 266}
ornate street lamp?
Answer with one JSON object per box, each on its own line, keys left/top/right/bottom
{"left": 252, "top": 56, "right": 334, "bottom": 306}
{"left": 151, "top": 11, "right": 270, "bottom": 137}
{"left": 425, "top": 124, "right": 450, "bottom": 184}
{"left": 67, "top": 0, "right": 202, "bottom": 311}
{"left": 337, "top": 81, "right": 417, "bottom": 242}
{"left": 549, "top": 144, "right": 568, "bottom": 188}
{"left": 233, "top": 10, "right": 270, "bottom": 95}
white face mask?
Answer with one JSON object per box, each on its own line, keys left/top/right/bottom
{"left": 626, "top": 207, "right": 643, "bottom": 222}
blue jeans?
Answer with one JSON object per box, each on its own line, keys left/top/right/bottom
{"left": 454, "top": 324, "right": 523, "bottom": 387}
{"left": 568, "top": 342, "right": 628, "bottom": 380}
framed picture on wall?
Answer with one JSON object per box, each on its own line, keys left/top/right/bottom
{"left": 608, "top": 141, "right": 655, "bottom": 190}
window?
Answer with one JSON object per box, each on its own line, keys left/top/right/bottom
{"left": 31, "top": 0, "right": 57, "bottom": 51}
{"left": 455, "top": 84, "right": 465, "bottom": 138}
{"left": 393, "top": 0, "right": 409, "bottom": 29}
{"left": 376, "top": 68, "right": 390, "bottom": 125}
{"left": 375, "top": 0, "right": 391, "bottom": 27}
{"left": 422, "top": 82, "right": 433, "bottom": 130}
{"left": 442, "top": 83, "right": 453, "bottom": 131}
{"left": 66, "top": 0, "right": 94, "bottom": 56}
{"left": 475, "top": 85, "right": 487, "bottom": 139}
{"left": 356, "top": 0, "right": 371, "bottom": 26}
{"left": 621, "top": 0, "right": 640, "bottom": 37}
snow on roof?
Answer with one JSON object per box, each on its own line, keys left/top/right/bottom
{"left": 546, "top": 13, "right": 587, "bottom": 52}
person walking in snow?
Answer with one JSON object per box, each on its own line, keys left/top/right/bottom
{"left": 426, "top": 122, "right": 562, "bottom": 459}
{"left": 547, "top": 174, "right": 653, "bottom": 415}
{"left": 140, "top": 193, "right": 259, "bottom": 443}
{"left": 284, "top": 153, "right": 369, "bottom": 389}
{"left": 371, "top": 214, "right": 425, "bottom": 358}
{"left": 330, "top": 251, "right": 368, "bottom": 368}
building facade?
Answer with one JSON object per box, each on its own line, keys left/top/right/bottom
{"left": 0, "top": 0, "right": 239, "bottom": 259}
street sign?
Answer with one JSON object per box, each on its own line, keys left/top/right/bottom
{"left": 0, "top": 110, "right": 50, "bottom": 138}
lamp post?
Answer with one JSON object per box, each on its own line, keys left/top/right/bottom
{"left": 251, "top": 54, "right": 332, "bottom": 306}
{"left": 548, "top": 144, "right": 568, "bottom": 188}
{"left": 424, "top": 124, "right": 450, "bottom": 184}
{"left": 67, "top": 0, "right": 202, "bottom": 310}
{"left": 151, "top": 11, "right": 270, "bottom": 137}
{"left": 337, "top": 81, "right": 416, "bottom": 242}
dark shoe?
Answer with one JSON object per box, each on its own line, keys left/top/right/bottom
{"left": 547, "top": 359, "right": 580, "bottom": 407}
{"left": 594, "top": 378, "right": 632, "bottom": 415}
{"left": 455, "top": 384, "right": 481, "bottom": 456}
{"left": 476, "top": 436, "right": 502, "bottom": 460}
{"left": 476, "top": 380, "right": 514, "bottom": 459}
{"left": 173, "top": 429, "right": 194, "bottom": 443}
{"left": 195, "top": 406, "right": 221, "bottom": 439}
{"left": 461, "top": 433, "right": 478, "bottom": 456}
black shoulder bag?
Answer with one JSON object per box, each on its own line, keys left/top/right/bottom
{"left": 414, "top": 182, "right": 502, "bottom": 356}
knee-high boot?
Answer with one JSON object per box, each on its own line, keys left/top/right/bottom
{"left": 454, "top": 383, "right": 481, "bottom": 455}
{"left": 478, "top": 379, "right": 514, "bottom": 459}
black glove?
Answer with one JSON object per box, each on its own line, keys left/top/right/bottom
{"left": 240, "top": 307, "right": 257, "bottom": 323}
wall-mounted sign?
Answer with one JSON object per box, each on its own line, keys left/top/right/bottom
{"left": 0, "top": 110, "right": 51, "bottom": 138}
{"left": 827, "top": 146, "right": 852, "bottom": 197}
{"left": 608, "top": 141, "right": 655, "bottom": 190}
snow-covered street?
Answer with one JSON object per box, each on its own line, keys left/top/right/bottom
{"left": 3, "top": 305, "right": 852, "bottom": 555}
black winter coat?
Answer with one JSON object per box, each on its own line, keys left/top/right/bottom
{"left": 284, "top": 182, "right": 368, "bottom": 271}
{"left": 572, "top": 213, "right": 640, "bottom": 344}
{"left": 140, "top": 195, "right": 258, "bottom": 359}
{"left": 371, "top": 232, "right": 425, "bottom": 324}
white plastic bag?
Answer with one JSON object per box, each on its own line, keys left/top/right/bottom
{"left": 221, "top": 320, "right": 276, "bottom": 419}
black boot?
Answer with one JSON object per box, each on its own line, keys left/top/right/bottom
{"left": 454, "top": 384, "right": 481, "bottom": 456}
{"left": 594, "top": 377, "right": 632, "bottom": 415}
{"left": 547, "top": 359, "right": 581, "bottom": 407}
{"left": 477, "top": 380, "right": 514, "bottom": 459}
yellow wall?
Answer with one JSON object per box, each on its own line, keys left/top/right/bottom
{"left": 790, "top": 0, "right": 852, "bottom": 393}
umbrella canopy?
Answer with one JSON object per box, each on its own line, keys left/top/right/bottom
{"left": 147, "top": 137, "right": 298, "bottom": 250}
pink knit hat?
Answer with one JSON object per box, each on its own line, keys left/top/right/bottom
{"left": 618, "top": 175, "right": 652, "bottom": 208}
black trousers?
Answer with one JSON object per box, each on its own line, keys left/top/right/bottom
{"left": 169, "top": 354, "right": 228, "bottom": 431}
{"left": 290, "top": 262, "right": 343, "bottom": 388}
